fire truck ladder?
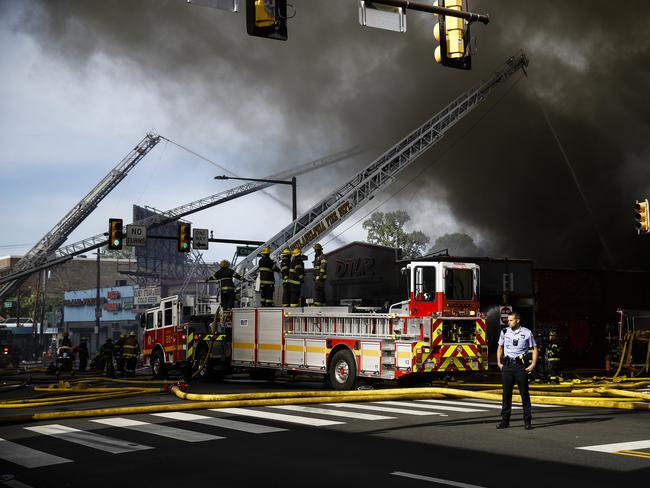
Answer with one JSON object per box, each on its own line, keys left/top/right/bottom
{"left": 235, "top": 53, "right": 530, "bottom": 278}
{"left": 0, "top": 145, "right": 363, "bottom": 288}
{"left": 0, "top": 132, "right": 161, "bottom": 301}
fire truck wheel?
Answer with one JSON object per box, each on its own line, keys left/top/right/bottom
{"left": 151, "top": 349, "right": 168, "bottom": 379}
{"left": 328, "top": 349, "right": 357, "bottom": 390}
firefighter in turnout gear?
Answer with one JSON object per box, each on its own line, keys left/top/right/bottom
{"left": 280, "top": 248, "right": 292, "bottom": 307}
{"left": 312, "top": 243, "right": 327, "bottom": 306}
{"left": 122, "top": 332, "right": 140, "bottom": 377}
{"left": 77, "top": 337, "right": 89, "bottom": 372}
{"left": 258, "top": 248, "right": 280, "bottom": 307}
{"left": 208, "top": 260, "right": 242, "bottom": 311}
{"left": 545, "top": 329, "right": 561, "bottom": 383}
{"left": 288, "top": 248, "right": 304, "bottom": 307}
{"left": 114, "top": 334, "right": 126, "bottom": 375}
{"left": 99, "top": 338, "right": 115, "bottom": 377}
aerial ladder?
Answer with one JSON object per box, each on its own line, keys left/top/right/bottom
{"left": 0, "top": 133, "right": 161, "bottom": 301}
{"left": 234, "top": 53, "right": 530, "bottom": 285}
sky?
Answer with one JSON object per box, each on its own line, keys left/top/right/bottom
{"left": 1, "top": 0, "right": 649, "bottom": 271}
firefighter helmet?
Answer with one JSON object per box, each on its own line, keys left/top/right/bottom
{"left": 261, "top": 247, "right": 271, "bottom": 255}
{"left": 220, "top": 259, "right": 230, "bottom": 268}
{"left": 281, "top": 248, "right": 291, "bottom": 256}
{"left": 129, "top": 331, "right": 135, "bottom": 337}
{"left": 314, "top": 243, "right": 323, "bottom": 251}
{"left": 292, "top": 248, "right": 301, "bottom": 257}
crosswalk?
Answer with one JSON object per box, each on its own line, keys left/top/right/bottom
{"left": 0, "top": 398, "right": 542, "bottom": 470}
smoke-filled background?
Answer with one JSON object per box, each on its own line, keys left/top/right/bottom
{"left": 1, "top": 0, "right": 649, "bottom": 270}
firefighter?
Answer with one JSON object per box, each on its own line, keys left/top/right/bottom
{"left": 99, "top": 338, "right": 115, "bottom": 378}
{"left": 114, "top": 334, "right": 126, "bottom": 375}
{"left": 61, "top": 332, "right": 72, "bottom": 347}
{"left": 77, "top": 336, "right": 89, "bottom": 372}
{"left": 280, "top": 248, "right": 292, "bottom": 307}
{"left": 496, "top": 312, "right": 538, "bottom": 430}
{"left": 312, "top": 243, "right": 327, "bottom": 306}
{"left": 545, "top": 329, "right": 561, "bottom": 383}
{"left": 258, "top": 247, "right": 280, "bottom": 307}
{"left": 208, "top": 260, "right": 242, "bottom": 311}
{"left": 122, "top": 332, "right": 140, "bottom": 377}
{"left": 288, "top": 248, "right": 304, "bottom": 308}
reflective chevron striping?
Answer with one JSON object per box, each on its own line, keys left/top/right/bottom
{"left": 91, "top": 417, "right": 224, "bottom": 442}
{"left": 25, "top": 424, "right": 153, "bottom": 454}
{"left": 0, "top": 437, "right": 72, "bottom": 468}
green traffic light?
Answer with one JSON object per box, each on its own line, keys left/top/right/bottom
{"left": 183, "top": 242, "right": 189, "bottom": 249}
{"left": 113, "top": 239, "right": 121, "bottom": 246}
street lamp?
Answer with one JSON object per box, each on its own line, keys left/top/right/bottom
{"left": 214, "top": 175, "right": 298, "bottom": 221}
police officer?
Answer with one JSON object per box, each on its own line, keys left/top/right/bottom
{"left": 280, "top": 248, "right": 292, "bottom": 307}
{"left": 312, "top": 243, "right": 327, "bottom": 306}
{"left": 258, "top": 247, "right": 279, "bottom": 307}
{"left": 122, "top": 332, "right": 140, "bottom": 377}
{"left": 288, "top": 248, "right": 304, "bottom": 308}
{"left": 496, "top": 312, "right": 538, "bottom": 430}
{"left": 208, "top": 260, "right": 242, "bottom": 311}
{"left": 545, "top": 329, "right": 561, "bottom": 383}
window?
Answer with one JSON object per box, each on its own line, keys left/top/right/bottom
{"left": 157, "top": 311, "right": 162, "bottom": 328}
{"left": 164, "top": 301, "right": 173, "bottom": 326}
{"left": 146, "top": 312, "right": 154, "bottom": 330}
{"left": 444, "top": 268, "right": 473, "bottom": 300}
{"left": 414, "top": 266, "right": 436, "bottom": 302}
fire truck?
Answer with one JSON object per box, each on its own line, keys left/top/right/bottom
{"left": 140, "top": 54, "right": 528, "bottom": 388}
{"left": 141, "top": 259, "right": 486, "bottom": 388}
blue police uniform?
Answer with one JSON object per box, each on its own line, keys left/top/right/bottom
{"left": 498, "top": 326, "right": 537, "bottom": 428}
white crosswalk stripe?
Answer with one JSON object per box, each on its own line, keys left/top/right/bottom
{"left": 576, "top": 440, "right": 650, "bottom": 453}
{"left": 25, "top": 424, "right": 153, "bottom": 454}
{"left": 215, "top": 408, "right": 345, "bottom": 426}
{"left": 0, "top": 437, "right": 72, "bottom": 468}
{"left": 268, "top": 405, "right": 395, "bottom": 420}
{"left": 418, "top": 399, "right": 521, "bottom": 410}
{"left": 323, "top": 403, "right": 447, "bottom": 416}
{"left": 378, "top": 401, "right": 486, "bottom": 413}
{"left": 153, "top": 411, "right": 287, "bottom": 434}
{"left": 91, "top": 417, "right": 224, "bottom": 442}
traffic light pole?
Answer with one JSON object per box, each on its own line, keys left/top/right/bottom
{"left": 370, "top": 0, "right": 490, "bottom": 24}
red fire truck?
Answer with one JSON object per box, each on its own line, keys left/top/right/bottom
{"left": 141, "top": 259, "right": 487, "bottom": 389}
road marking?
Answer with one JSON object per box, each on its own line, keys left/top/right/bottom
{"left": 154, "top": 411, "right": 287, "bottom": 434}
{"left": 324, "top": 403, "right": 447, "bottom": 417}
{"left": 2, "top": 479, "right": 36, "bottom": 488}
{"left": 420, "top": 399, "right": 521, "bottom": 410}
{"left": 391, "top": 471, "right": 487, "bottom": 487}
{"left": 91, "top": 417, "right": 224, "bottom": 442}
{"left": 378, "top": 400, "right": 485, "bottom": 413}
{"left": 577, "top": 440, "right": 650, "bottom": 453}
{"left": 615, "top": 450, "right": 650, "bottom": 459}
{"left": 0, "top": 438, "right": 72, "bottom": 468}
{"left": 217, "top": 408, "right": 344, "bottom": 426}
{"left": 25, "top": 424, "right": 153, "bottom": 454}
{"left": 268, "top": 405, "right": 395, "bottom": 420}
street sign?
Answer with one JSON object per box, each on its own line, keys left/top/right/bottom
{"left": 125, "top": 225, "right": 147, "bottom": 247}
{"left": 134, "top": 286, "right": 161, "bottom": 306}
{"left": 500, "top": 305, "right": 512, "bottom": 325}
{"left": 236, "top": 246, "right": 255, "bottom": 257}
{"left": 193, "top": 228, "right": 209, "bottom": 250}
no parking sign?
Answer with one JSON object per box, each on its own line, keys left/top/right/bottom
{"left": 500, "top": 305, "right": 512, "bottom": 325}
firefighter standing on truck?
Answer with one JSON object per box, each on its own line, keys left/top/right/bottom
{"left": 280, "top": 248, "right": 292, "bottom": 307}
{"left": 208, "top": 260, "right": 242, "bottom": 311}
{"left": 258, "top": 247, "right": 280, "bottom": 307}
{"left": 122, "top": 331, "right": 140, "bottom": 377}
{"left": 288, "top": 248, "right": 304, "bottom": 307}
{"left": 312, "top": 243, "right": 327, "bottom": 306}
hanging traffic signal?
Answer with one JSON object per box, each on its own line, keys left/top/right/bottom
{"left": 433, "top": 0, "right": 471, "bottom": 70}
{"left": 178, "top": 222, "right": 192, "bottom": 252}
{"left": 634, "top": 199, "right": 649, "bottom": 234}
{"left": 108, "top": 218, "right": 123, "bottom": 251}
{"left": 245, "top": 0, "right": 287, "bottom": 41}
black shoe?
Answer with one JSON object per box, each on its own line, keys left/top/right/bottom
{"left": 496, "top": 421, "right": 509, "bottom": 429}
{"left": 524, "top": 422, "right": 533, "bottom": 430}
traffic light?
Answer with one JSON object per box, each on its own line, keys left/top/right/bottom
{"left": 108, "top": 218, "right": 123, "bottom": 251}
{"left": 433, "top": 0, "right": 471, "bottom": 70}
{"left": 245, "top": 0, "right": 287, "bottom": 41}
{"left": 178, "top": 222, "right": 192, "bottom": 252}
{"left": 634, "top": 199, "right": 649, "bottom": 234}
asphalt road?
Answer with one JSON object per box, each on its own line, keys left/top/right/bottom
{"left": 0, "top": 371, "right": 648, "bottom": 487}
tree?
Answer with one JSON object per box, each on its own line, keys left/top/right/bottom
{"left": 362, "top": 210, "right": 430, "bottom": 258}
{"left": 428, "top": 233, "right": 482, "bottom": 257}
